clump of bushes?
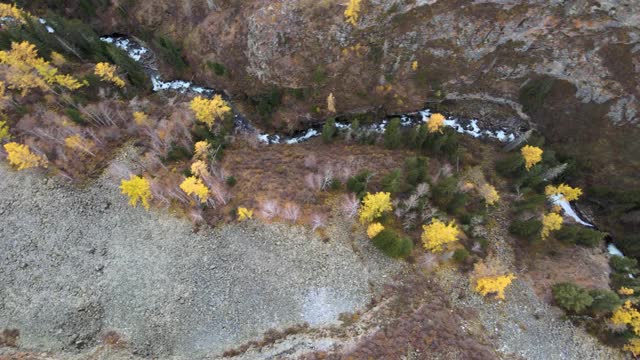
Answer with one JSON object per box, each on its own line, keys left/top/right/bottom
{"left": 381, "top": 169, "right": 403, "bottom": 194}
{"left": 346, "top": 170, "right": 371, "bottom": 198}
{"left": 552, "top": 282, "right": 622, "bottom": 315}
{"left": 509, "top": 218, "right": 542, "bottom": 241}
{"left": 371, "top": 228, "right": 413, "bottom": 259}
{"left": 431, "top": 176, "right": 466, "bottom": 215}
{"left": 154, "top": 35, "right": 188, "bottom": 74}
{"left": 322, "top": 117, "right": 337, "bottom": 143}
{"left": 552, "top": 282, "right": 593, "bottom": 313}
{"left": 404, "top": 156, "right": 429, "bottom": 188}
{"left": 383, "top": 117, "right": 402, "bottom": 149}
{"left": 554, "top": 225, "right": 606, "bottom": 247}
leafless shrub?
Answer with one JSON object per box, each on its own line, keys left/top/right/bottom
{"left": 106, "top": 162, "right": 132, "bottom": 182}
{"left": 415, "top": 183, "right": 430, "bottom": 198}
{"left": 305, "top": 172, "right": 323, "bottom": 192}
{"left": 260, "top": 199, "right": 279, "bottom": 220}
{"left": 310, "top": 213, "right": 327, "bottom": 231}
{"left": 188, "top": 208, "right": 204, "bottom": 224}
{"left": 167, "top": 184, "right": 192, "bottom": 205}
{"left": 418, "top": 253, "right": 439, "bottom": 272}
{"left": 340, "top": 193, "right": 360, "bottom": 218}
{"left": 420, "top": 203, "right": 438, "bottom": 223}
{"left": 403, "top": 212, "right": 417, "bottom": 231}
{"left": 282, "top": 202, "right": 301, "bottom": 223}
{"left": 149, "top": 179, "right": 170, "bottom": 207}
{"left": 304, "top": 154, "right": 317, "bottom": 169}
{"left": 403, "top": 193, "right": 419, "bottom": 211}
{"left": 319, "top": 164, "right": 334, "bottom": 190}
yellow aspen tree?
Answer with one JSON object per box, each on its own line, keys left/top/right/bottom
{"left": 359, "top": 192, "right": 393, "bottom": 224}
{"left": 344, "top": 0, "right": 362, "bottom": 26}
{"left": 95, "top": 62, "right": 125, "bottom": 88}
{"left": 50, "top": 52, "right": 66, "bottom": 67}
{"left": 521, "top": 145, "right": 543, "bottom": 170}
{"left": 427, "top": 113, "right": 445, "bottom": 133}
{"left": 190, "top": 160, "right": 209, "bottom": 178}
{"left": 3, "top": 142, "right": 47, "bottom": 170}
{"left": 120, "top": 175, "right": 152, "bottom": 210}
{"left": 133, "top": 111, "right": 150, "bottom": 126}
{"left": 64, "top": 134, "right": 95, "bottom": 156}
{"left": 0, "top": 41, "right": 84, "bottom": 95}
{"left": 327, "top": 92, "right": 336, "bottom": 113}
{"left": 0, "top": 120, "right": 9, "bottom": 141}
{"left": 611, "top": 301, "right": 640, "bottom": 335}
{"left": 180, "top": 176, "right": 209, "bottom": 203}
{"left": 541, "top": 212, "right": 563, "bottom": 239}
{"left": 479, "top": 183, "right": 500, "bottom": 206}
{"left": 624, "top": 339, "right": 640, "bottom": 357}
{"left": 411, "top": 61, "right": 418, "bottom": 71}
{"left": 619, "top": 287, "right": 635, "bottom": 296}
{"left": 421, "top": 219, "right": 460, "bottom": 252}
{"left": 0, "top": 4, "right": 25, "bottom": 22}
{"left": 237, "top": 207, "right": 254, "bottom": 221}
{"left": 475, "top": 274, "right": 516, "bottom": 300}
{"left": 545, "top": 184, "right": 583, "bottom": 202}
{"left": 193, "top": 141, "right": 210, "bottom": 160}
{"left": 367, "top": 222, "right": 384, "bottom": 239}
{"left": 190, "top": 95, "right": 231, "bottom": 128}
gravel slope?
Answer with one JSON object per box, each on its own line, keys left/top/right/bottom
{"left": 0, "top": 163, "right": 399, "bottom": 358}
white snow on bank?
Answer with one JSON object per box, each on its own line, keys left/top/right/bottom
{"left": 100, "top": 36, "right": 148, "bottom": 61}
{"left": 420, "top": 110, "right": 516, "bottom": 142}
{"left": 286, "top": 129, "right": 319, "bottom": 144}
{"left": 608, "top": 244, "right": 624, "bottom": 256}
{"left": 549, "top": 194, "right": 593, "bottom": 227}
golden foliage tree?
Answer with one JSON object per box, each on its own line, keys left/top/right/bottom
{"left": 344, "top": 0, "right": 362, "bottom": 25}
{"left": 428, "top": 113, "right": 445, "bottom": 133}
{"left": 359, "top": 192, "right": 392, "bottom": 224}
{"left": 50, "top": 51, "right": 66, "bottom": 67}
{"left": 64, "top": 134, "right": 95, "bottom": 156}
{"left": 541, "top": 212, "right": 563, "bottom": 239}
{"left": 190, "top": 95, "right": 231, "bottom": 128}
{"left": 133, "top": 111, "right": 150, "bottom": 126}
{"left": 0, "top": 4, "right": 25, "bottom": 22}
{"left": 475, "top": 274, "right": 516, "bottom": 300}
{"left": 0, "top": 41, "right": 84, "bottom": 96}
{"left": 0, "top": 120, "right": 9, "bottom": 141}
{"left": 3, "top": 142, "right": 47, "bottom": 170}
{"left": 521, "top": 145, "right": 543, "bottom": 170}
{"left": 421, "top": 219, "right": 460, "bottom": 252}
{"left": 120, "top": 175, "right": 152, "bottom": 210}
{"left": 190, "top": 160, "right": 209, "bottom": 178}
{"left": 95, "top": 62, "right": 125, "bottom": 88}
{"left": 194, "top": 141, "right": 210, "bottom": 160}
{"left": 545, "top": 184, "right": 583, "bottom": 202}
{"left": 612, "top": 301, "right": 640, "bottom": 335}
{"left": 237, "top": 207, "right": 253, "bottom": 221}
{"left": 479, "top": 183, "right": 500, "bottom": 206}
{"left": 624, "top": 339, "right": 640, "bottom": 357}
{"left": 327, "top": 92, "right": 336, "bottom": 113}
{"left": 411, "top": 61, "right": 418, "bottom": 71}
{"left": 619, "top": 287, "right": 635, "bottom": 296}
{"left": 180, "top": 176, "right": 209, "bottom": 203}
{"left": 367, "top": 222, "right": 384, "bottom": 239}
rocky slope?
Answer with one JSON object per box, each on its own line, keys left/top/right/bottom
{"left": 0, "top": 154, "right": 400, "bottom": 358}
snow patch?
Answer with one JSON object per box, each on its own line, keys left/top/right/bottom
{"left": 608, "top": 244, "right": 624, "bottom": 257}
